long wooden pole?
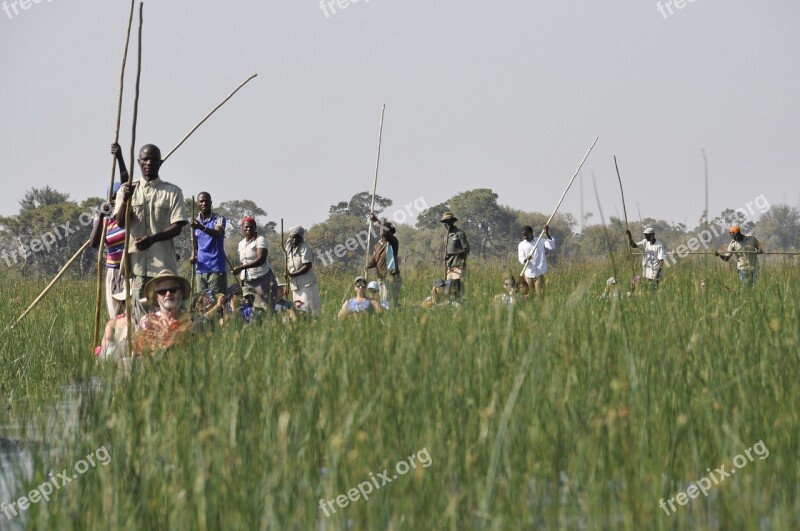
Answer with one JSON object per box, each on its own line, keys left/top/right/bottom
{"left": 123, "top": 2, "right": 143, "bottom": 344}
{"left": 225, "top": 256, "right": 244, "bottom": 288}
{"left": 7, "top": 240, "right": 91, "bottom": 332}
{"left": 92, "top": 0, "right": 136, "bottom": 350}
{"left": 519, "top": 137, "right": 599, "bottom": 277}
{"left": 190, "top": 195, "right": 196, "bottom": 296}
{"left": 364, "top": 104, "right": 386, "bottom": 275}
{"left": 280, "top": 218, "right": 289, "bottom": 287}
{"left": 161, "top": 74, "right": 258, "bottom": 163}
{"left": 614, "top": 155, "right": 637, "bottom": 279}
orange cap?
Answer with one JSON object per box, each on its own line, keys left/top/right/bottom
{"left": 729, "top": 225, "right": 741, "bottom": 234}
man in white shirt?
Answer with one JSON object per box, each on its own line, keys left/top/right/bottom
{"left": 518, "top": 225, "right": 556, "bottom": 297}
{"left": 626, "top": 227, "right": 667, "bottom": 290}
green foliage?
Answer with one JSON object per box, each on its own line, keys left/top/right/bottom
{"left": 0, "top": 263, "right": 798, "bottom": 529}
{"left": 0, "top": 189, "right": 101, "bottom": 278}
{"left": 329, "top": 191, "right": 392, "bottom": 219}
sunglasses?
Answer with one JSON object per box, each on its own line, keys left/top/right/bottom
{"left": 355, "top": 283, "right": 367, "bottom": 288}
{"left": 156, "top": 286, "right": 180, "bottom": 296}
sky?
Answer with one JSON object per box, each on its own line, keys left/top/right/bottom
{"left": 2, "top": 0, "right": 799, "bottom": 233}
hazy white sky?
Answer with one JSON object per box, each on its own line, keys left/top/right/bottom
{"left": 2, "top": 0, "right": 798, "bottom": 231}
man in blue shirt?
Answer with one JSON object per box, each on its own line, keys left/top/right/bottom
{"left": 190, "top": 192, "right": 228, "bottom": 295}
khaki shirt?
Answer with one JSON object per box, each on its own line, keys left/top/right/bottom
{"left": 115, "top": 178, "right": 187, "bottom": 277}
{"left": 286, "top": 241, "right": 317, "bottom": 290}
{"left": 445, "top": 227, "right": 469, "bottom": 268}
{"left": 725, "top": 235, "right": 760, "bottom": 271}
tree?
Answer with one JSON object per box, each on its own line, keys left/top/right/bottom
{"left": 329, "top": 191, "right": 393, "bottom": 219}
{"left": 19, "top": 186, "right": 71, "bottom": 211}
{"left": 306, "top": 213, "right": 374, "bottom": 272}
{"left": 216, "top": 199, "right": 275, "bottom": 234}
{"left": 0, "top": 190, "right": 101, "bottom": 277}
{"left": 418, "top": 189, "right": 524, "bottom": 259}
{"left": 712, "top": 208, "right": 755, "bottom": 234}
{"left": 756, "top": 204, "right": 800, "bottom": 250}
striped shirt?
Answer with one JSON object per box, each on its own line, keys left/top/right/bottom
{"left": 105, "top": 218, "right": 125, "bottom": 269}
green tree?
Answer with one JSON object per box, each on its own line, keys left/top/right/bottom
{"left": 329, "top": 191, "right": 393, "bottom": 219}
{"left": 756, "top": 204, "right": 800, "bottom": 250}
{"left": 416, "top": 189, "right": 518, "bottom": 259}
{"left": 0, "top": 190, "right": 101, "bottom": 277}
{"left": 19, "top": 186, "right": 71, "bottom": 211}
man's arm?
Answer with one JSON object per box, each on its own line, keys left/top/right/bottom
{"left": 625, "top": 229, "right": 637, "bottom": 249}
{"left": 457, "top": 231, "right": 470, "bottom": 256}
{"left": 715, "top": 242, "right": 733, "bottom": 261}
{"left": 111, "top": 142, "right": 129, "bottom": 184}
{"left": 89, "top": 212, "right": 108, "bottom": 248}
{"left": 191, "top": 216, "right": 225, "bottom": 239}
{"left": 134, "top": 221, "right": 187, "bottom": 251}
{"left": 114, "top": 183, "right": 132, "bottom": 228}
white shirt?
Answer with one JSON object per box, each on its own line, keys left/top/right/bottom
{"left": 635, "top": 238, "right": 666, "bottom": 280}
{"left": 238, "top": 235, "right": 270, "bottom": 280}
{"left": 518, "top": 236, "right": 556, "bottom": 278}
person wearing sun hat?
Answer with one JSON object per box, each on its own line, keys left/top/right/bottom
{"left": 626, "top": 226, "right": 667, "bottom": 290}
{"left": 133, "top": 270, "right": 193, "bottom": 354}
{"left": 715, "top": 224, "right": 762, "bottom": 286}
{"left": 440, "top": 211, "right": 470, "bottom": 298}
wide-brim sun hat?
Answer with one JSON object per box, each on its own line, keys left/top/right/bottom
{"left": 439, "top": 211, "right": 457, "bottom": 223}
{"left": 144, "top": 270, "right": 191, "bottom": 304}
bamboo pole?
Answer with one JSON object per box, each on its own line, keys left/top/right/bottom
{"left": 519, "top": 137, "right": 599, "bottom": 277}
{"left": 161, "top": 74, "right": 258, "bottom": 163}
{"left": 7, "top": 240, "right": 91, "bottom": 332}
{"left": 280, "top": 218, "right": 289, "bottom": 287}
{"left": 614, "top": 156, "right": 637, "bottom": 279}
{"left": 190, "top": 195, "right": 196, "bottom": 297}
{"left": 122, "top": 2, "right": 143, "bottom": 345}
{"left": 592, "top": 172, "right": 617, "bottom": 281}
{"left": 631, "top": 251, "right": 796, "bottom": 256}
{"left": 92, "top": 0, "right": 136, "bottom": 350}
{"left": 364, "top": 104, "right": 386, "bottom": 275}
{"left": 225, "top": 256, "right": 244, "bottom": 288}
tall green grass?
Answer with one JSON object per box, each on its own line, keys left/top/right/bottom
{"left": 0, "top": 258, "right": 798, "bottom": 530}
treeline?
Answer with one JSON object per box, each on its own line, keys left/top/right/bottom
{"left": 1, "top": 186, "right": 798, "bottom": 279}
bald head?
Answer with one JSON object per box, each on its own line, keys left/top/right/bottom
{"left": 138, "top": 144, "right": 162, "bottom": 181}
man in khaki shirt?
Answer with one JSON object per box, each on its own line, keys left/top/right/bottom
{"left": 115, "top": 144, "right": 188, "bottom": 306}
{"left": 715, "top": 224, "right": 762, "bottom": 286}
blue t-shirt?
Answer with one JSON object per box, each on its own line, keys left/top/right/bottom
{"left": 194, "top": 213, "right": 227, "bottom": 273}
{"left": 347, "top": 298, "right": 373, "bottom": 313}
